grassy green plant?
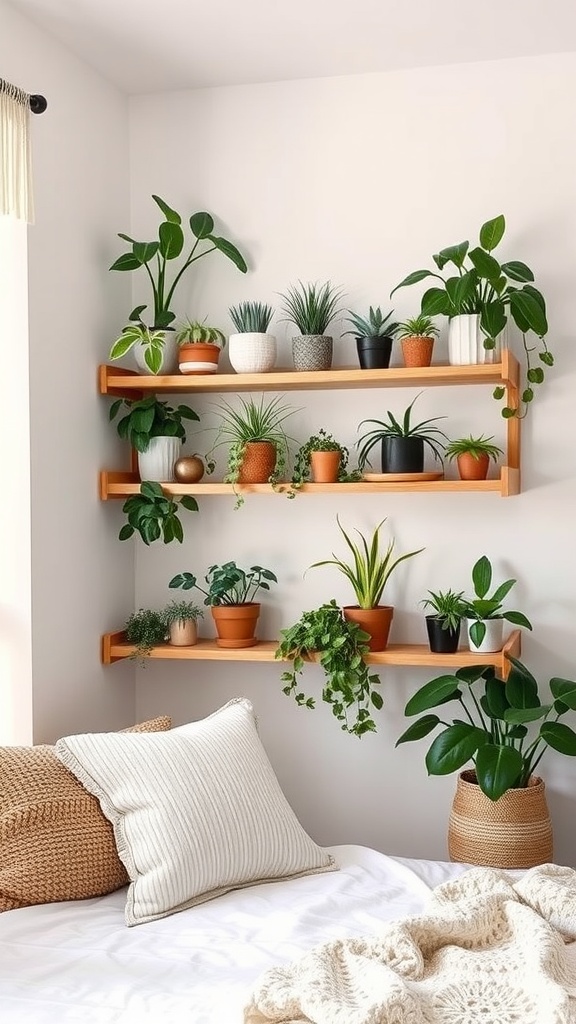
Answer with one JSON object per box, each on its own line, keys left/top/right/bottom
{"left": 308, "top": 517, "right": 423, "bottom": 609}
{"left": 109, "top": 195, "right": 247, "bottom": 330}
{"left": 356, "top": 393, "right": 447, "bottom": 471}
{"left": 109, "top": 324, "right": 170, "bottom": 375}
{"left": 175, "top": 319, "right": 226, "bottom": 347}
{"left": 169, "top": 562, "right": 277, "bottom": 606}
{"left": 463, "top": 555, "right": 532, "bottom": 648}
{"left": 125, "top": 608, "right": 167, "bottom": 660}
{"left": 291, "top": 430, "right": 361, "bottom": 488}
{"left": 163, "top": 599, "right": 204, "bottom": 626}
{"left": 229, "top": 301, "right": 274, "bottom": 333}
{"left": 276, "top": 600, "right": 383, "bottom": 737}
{"left": 397, "top": 656, "right": 576, "bottom": 800}
{"left": 119, "top": 482, "right": 198, "bottom": 544}
{"left": 343, "top": 306, "right": 398, "bottom": 339}
{"left": 109, "top": 395, "right": 199, "bottom": 452}
{"left": 280, "top": 281, "right": 344, "bottom": 335}
{"left": 421, "top": 588, "right": 465, "bottom": 632}
{"left": 445, "top": 435, "right": 504, "bottom": 463}
{"left": 397, "top": 314, "right": 439, "bottom": 339}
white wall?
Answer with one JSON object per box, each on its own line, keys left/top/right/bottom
{"left": 0, "top": 1, "right": 136, "bottom": 740}
{"left": 129, "top": 53, "right": 574, "bottom": 865}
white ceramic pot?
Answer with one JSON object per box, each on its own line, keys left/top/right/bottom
{"left": 228, "top": 333, "right": 277, "bottom": 373}
{"left": 169, "top": 620, "right": 198, "bottom": 646}
{"left": 137, "top": 436, "right": 182, "bottom": 482}
{"left": 466, "top": 617, "right": 504, "bottom": 653}
{"left": 448, "top": 314, "right": 503, "bottom": 366}
{"left": 133, "top": 332, "right": 179, "bottom": 375}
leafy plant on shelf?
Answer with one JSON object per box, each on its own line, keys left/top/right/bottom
{"left": 396, "top": 656, "right": 576, "bottom": 801}
{"left": 229, "top": 301, "right": 275, "bottom": 333}
{"left": 175, "top": 319, "right": 226, "bottom": 347}
{"left": 391, "top": 214, "right": 553, "bottom": 417}
{"left": 444, "top": 435, "right": 504, "bottom": 464}
{"left": 290, "top": 429, "right": 361, "bottom": 489}
{"left": 396, "top": 314, "right": 439, "bottom": 340}
{"left": 109, "top": 395, "right": 199, "bottom": 452}
{"left": 169, "top": 562, "right": 277, "bottom": 606}
{"left": 280, "top": 281, "right": 344, "bottom": 334}
{"left": 124, "top": 608, "right": 167, "bottom": 662}
{"left": 163, "top": 600, "right": 204, "bottom": 627}
{"left": 119, "top": 482, "right": 198, "bottom": 544}
{"left": 421, "top": 589, "right": 465, "bottom": 632}
{"left": 356, "top": 393, "right": 447, "bottom": 471}
{"left": 463, "top": 555, "right": 532, "bottom": 648}
{"left": 276, "top": 600, "right": 383, "bottom": 737}
{"left": 109, "top": 324, "right": 169, "bottom": 375}
{"left": 343, "top": 306, "right": 398, "bottom": 339}
{"left": 109, "top": 195, "right": 247, "bottom": 330}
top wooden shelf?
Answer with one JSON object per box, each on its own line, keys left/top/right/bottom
{"left": 99, "top": 353, "right": 520, "bottom": 397}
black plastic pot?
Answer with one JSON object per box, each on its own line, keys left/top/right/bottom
{"left": 356, "top": 336, "right": 393, "bottom": 370}
{"left": 381, "top": 436, "right": 424, "bottom": 473}
{"left": 426, "top": 615, "right": 461, "bottom": 654}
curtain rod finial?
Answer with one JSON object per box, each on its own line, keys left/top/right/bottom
{"left": 30, "top": 94, "right": 47, "bottom": 114}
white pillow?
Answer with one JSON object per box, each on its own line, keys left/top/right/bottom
{"left": 55, "top": 698, "right": 336, "bottom": 925}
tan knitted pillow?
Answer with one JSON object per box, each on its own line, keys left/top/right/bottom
{"left": 0, "top": 716, "right": 171, "bottom": 912}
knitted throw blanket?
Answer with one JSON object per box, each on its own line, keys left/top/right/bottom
{"left": 244, "top": 864, "right": 576, "bottom": 1024}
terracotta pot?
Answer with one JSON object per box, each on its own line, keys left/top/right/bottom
{"left": 237, "top": 441, "right": 277, "bottom": 483}
{"left": 169, "top": 620, "right": 198, "bottom": 646}
{"left": 401, "top": 336, "right": 435, "bottom": 368}
{"left": 178, "top": 342, "right": 221, "bottom": 375}
{"left": 211, "top": 603, "right": 260, "bottom": 649}
{"left": 310, "top": 450, "right": 341, "bottom": 483}
{"left": 448, "top": 770, "right": 553, "bottom": 868}
{"left": 343, "top": 605, "right": 393, "bottom": 652}
{"left": 457, "top": 452, "right": 490, "bottom": 480}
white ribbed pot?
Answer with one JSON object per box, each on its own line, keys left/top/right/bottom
{"left": 466, "top": 617, "right": 504, "bottom": 653}
{"left": 228, "top": 333, "right": 277, "bottom": 373}
{"left": 133, "top": 332, "right": 179, "bottom": 374}
{"left": 448, "top": 314, "right": 504, "bottom": 366}
{"left": 137, "top": 436, "right": 182, "bottom": 482}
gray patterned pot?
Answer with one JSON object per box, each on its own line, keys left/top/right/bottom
{"left": 291, "top": 335, "right": 333, "bottom": 371}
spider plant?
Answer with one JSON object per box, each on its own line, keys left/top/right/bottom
{"left": 444, "top": 435, "right": 504, "bottom": 463}
{"left": 356, "top": 393, "right": 447, "bottom": 471}
{"left": 229, "top": 301, "right": 274, "bottom": 333}
{"left": 175, "top": 318, "right": 226, "bottom": 347}
{"left": 396, "top": 314, "right": 439, "bottom": 339}
{"left": 280, "top": 280, "right": 344, "bottom": 335}
{"left": 421, "top": 589, "right": 466, "bottom": 632}
{"left": 343, "top": 306, "right": 398, "bottom": 339}
{"left": 308, "top": 517, "right": 424, "bottom": 609}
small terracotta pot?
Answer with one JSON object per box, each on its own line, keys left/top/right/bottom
{"left": 169, "top": 620, "right": 198, "bottom": 646}
{"left": 401, "top": 336, "right": 435, "bottom": 368}
{"left": 343, "top": 605, "right": 393, "bottom": 652}
{"left": 456, "top": 452, "right": 490, "bottom": 480}
{"left": 238, "top": 441, "right": 277, "bottom": 483}
{"left": 178, "top": 342, "right": 221, "bottom": 375}
{"left": 310, "top": 450, "right": 341, "bottom": 483}
{"left": 211, "top": 603, "right": 260, "bottom": 649}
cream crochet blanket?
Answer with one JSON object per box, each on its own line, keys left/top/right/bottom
{"left": 244, "top": 864, "right": 576, "bottom": 1024}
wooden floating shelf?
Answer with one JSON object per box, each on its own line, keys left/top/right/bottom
{"left": 99, "top": 353, "right": 519, "bottom": 397}
{"left": 102, "top": 630, "right": 520, "bottom": 678}
{"left": 100, "top": 468, "right": 520, "bottom": 499}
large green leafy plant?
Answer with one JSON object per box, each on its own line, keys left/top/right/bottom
{"left": 397, "top": 656, "right": 576, "bottom": 801}
{"left": 119, "top": 482, "right": 198, "bottom": 544}
{"left": 169, "top": 562, "right": 277, "bottom": 606}
{"left": 391, "top": 215, "right": 552, "bottom": 417}
{"left": 109, "top": 396, "right": 199, "bottom": 452}
{"left": 463, "top": 555, "right": 532, "bottom": 648}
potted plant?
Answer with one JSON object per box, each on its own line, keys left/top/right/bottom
{"left": 280, "top": 280, "right": 344, "bottom": 371}
{"left": 108, "top": 196, "right": 247, "bottom": 375}
{"left": 209, "top": 395, "right": 297, "bottom": 508}
{"left": 119, "top": 482, "right": 199, "bottom": 544}
{"left": 343, "top": 306, "right": 399, "bottom": 370}
{"left": 109, "top": 395, "right": 199, "bottom": 482}
{"left": 391, "top": 214, "right": 553, "bottom": 417}
{"left": 124, "top": 608, "right": 167, "bottom": 662}
{"left": 421, "top": 588, "right": 465, "bottom": 654}
{"left": 169, "top": 562, "right": 277, "bottom": 648}
{"left": 175, "top": 318, "right": 226, "bottom": 375}
{"left": 445, "top": 434, "right": 504, "bottom": 482}
{"left": 356, "top": 393, "right": 447, "bottom": 475}
{"left": 308, "top": 517, "right": 424, "bottom": 651}
{"left": 291, "top": 429, "right": 361, "bottom": 486}
{"left": 109, "top": 324, "right": 171, "bottom": 377}
{"left": 396, "top": 656, "right": 576, "bottom": 867}
{"left": 396, "top": 314, "right": 439, "bottom": 368}
{"left": 163, "top": 599, "right": 204, "bottom": 647}
{"left": 228, "top": 301, "right": 276, "bottom": 373}
{"left": 463, "top": 554, "right": 533, "bottom": 653}
{"left": 275, "top": 600, "right": 383, "bottom": 736}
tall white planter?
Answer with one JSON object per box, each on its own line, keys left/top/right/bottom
{"left": 448, "top": 314, "right": 503, "bottom": 366}
{"left": 466, "top": 617, "right": 504, "bottom": 653}
{"left": 228, "top": 333, "right": 277, "bottom": 373}
{"left": 138, "top": 436, "right": 181, "bottom": 482}
{"left": 133, "top": 332, "right": 179, "bottom": 375}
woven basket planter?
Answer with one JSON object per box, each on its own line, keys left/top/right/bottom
{"left": 237, "top": 441, "right": 277, "bottom": 483}
{"left": 448, "top": 770, "right": 553, "bottom": 869}
{"left": 291, "top": 335, "right": 333, "bottom": 371}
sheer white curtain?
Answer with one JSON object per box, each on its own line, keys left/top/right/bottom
{"left": 0, "top": 80, "right": 34, "bottom": 223}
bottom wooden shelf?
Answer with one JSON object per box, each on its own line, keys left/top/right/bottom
{"left": 102, "top": 629, "right": 520, "bottom": 677}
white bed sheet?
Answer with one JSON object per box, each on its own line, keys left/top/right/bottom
{"left": 0, "top": 845, "right": 470, "bottom": 1024}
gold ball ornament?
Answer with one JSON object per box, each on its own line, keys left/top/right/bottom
{"left": 174, "top": 456, "right": 205, "bottom": 483}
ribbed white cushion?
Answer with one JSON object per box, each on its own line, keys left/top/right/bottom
{"left": 55, "top": 698, "right": 336, "bottom": 926}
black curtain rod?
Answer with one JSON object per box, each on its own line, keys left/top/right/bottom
{"left": 0, "top": 77, "right": 47, "bottom": 113}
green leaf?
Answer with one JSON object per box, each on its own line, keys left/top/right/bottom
{"left": 502, "top": 611, "right": 532, "bottom": 630}
{"left": 469, "top": 620, "right": 486, "bottom": 648}
{"left": 144, "top": 345, "right": 163, "bottom": 374}
{"left": 133, "top": 240, "right": 159, "bottom": 265}
{"left": 541, "top": 722, "right": 576, "bottom": 756}
{"left": 371, "top": 691, "right": 384, "bottom": 711}
{"left": 421, "top": 287, "right": 451, "bottom": 316}
{"left": 540, "top": 351, "right": 554, "bottom": 367}
{"left": 505, "top": 665, "right": 540, "bottom": 709}
{"left": 475, "top": 743, "right": 523, "bottom": 800}
{"left": 550, "top": 678, "right": 576, "bottom": 710}
{"left": 152, "top": 195, "right": 181, "bottom": 224}
{"left": 390, "top": 270, "right": 436, "bottom": 295}
{"left": 503, "top": 705, "right": 551, "bottom": 723}
{"left": 479, "top": 215, "right": 505, "bottom": 252}
{"left": 109, "top": 252, "right": 141, "bottom": 272}
{"left": 158, "top": 221, "right": 184, "bottom": 261}
{"left": 119, "top": 523, "right": 134, "bottom": 540}
{"left": 472, "top": 555, "right": 492, "bottom": 599}
{"left": 404, "top": 675, "right": 461, "bottom": 716}
{"left": 396, "top": 715, "right": 439, "bottom": 745}
{"left": 453, "top": 270, "right": 478, "bottom": 309}
{"left": 527, "top": 367, "right": 544, "bottom": 384}
{"left": 129, "top": 304, "right": 147, "bottom": 322}
{"left": 480, "top": 300, "right": 507, "bottom": 340}
{"left": 140, "top": 481, "right": 164, "bottom": 499}
{"left": 425, "top": 724, "right": 487, "bottom": 776}
{"left": 509, "top": 289, "right": 548, "bottom": 337}
{"left": 468, "top": 246, "right": 501, "bottom": 283}
{"left": 493, "top": 386, "right": 505, "bottom": 400}
{"left": 484, "top": 676, "right": 510, "bottom": 719}
{"left": 180, "top": 496, "right": 199, "bottom": 512}
{"left": 190, "top": 212, "right": 214, "bottom": 238}
{"left": 208, "top": 235, "right": 248, "bottom": 273}
{"left": 109, "top": 334, "right": 138, "bottom": 360}
{"left": 501, "top": 260, "right": 534, "bottom": 283}
{"left": 171, "top": 516, "right": 184, "bottom": 543}
{"left": 437, "top": 241, "right": 469, "bottom": 268}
